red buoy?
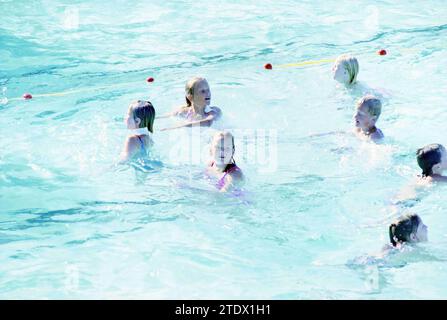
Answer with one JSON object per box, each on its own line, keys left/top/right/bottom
{"left": 146, "top": 77, "right": 154, "bottom": 83}
{"left": 23, "top": 93, "right": 33, "bottom": 100}
{"left": 378, "top": 49, "right": 387, "bottom": 56}
{"left": 264, "top": 63, "right": 273, "bottom": 70}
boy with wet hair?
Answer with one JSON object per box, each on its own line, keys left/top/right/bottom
{"left": 353, "top": 94, "right": 384, "bottom": 141}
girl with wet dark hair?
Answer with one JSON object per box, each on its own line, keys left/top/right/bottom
{"left": 348, "top": 213, "right": 430, "bottom": 268}
{"left": 416, "top": 143, "right": 447, "bottom": 179}
{"left": 392, "top": 144, "right": 447, "bottom": 204}
{"left": 389, "top": 213, "right": 428, "bottom": 247}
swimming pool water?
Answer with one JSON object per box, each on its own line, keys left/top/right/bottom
{"left": 1, "top": 0, "right": 447, "bottom": 299}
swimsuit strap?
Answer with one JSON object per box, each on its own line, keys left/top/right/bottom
{"left": 209, "top": 161, "right": 238, "bottom": 172}
{"left": 215, "top": 162, "right": 239, "bottom": 190}
{"left": 223, "top": 162, "right": 239, "bottom": 174}
{"left": 137, "top": 135, "right": 146, "bottom": 153}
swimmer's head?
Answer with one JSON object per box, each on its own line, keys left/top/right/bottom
{"left": 332, "top": 54, "right": 359, "bottom": 85}
{"left": 126, "top": 100, "right": 155, "bottom": 133}
{"left": 210, "top": 131, "right": 235, "bottom": 166}
{"left": 185, "top": 77, "right": 211, "bottom": 108}
{"left": 389, "top": 213, "right": 428, "bottom": 247}
{"left": 354, "top": 95, "right": 382, "bottom": 132}
{"left": 416, "top": 143, "right": 447, "bottom": 177}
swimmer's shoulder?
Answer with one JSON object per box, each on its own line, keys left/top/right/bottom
{"left": 127, "top": 134, "right": 152, "bottom": 148}
{"left": 124, "top": 135, "right": 141, "bottom": 154}
{"left": 227, "top": 166, "right": 244, "bottom": 182}
{"left": 371, "top": 128, "right": 384, "bottom": 141}
{"left": 207, "top": 106, "right": 222, "bottom": 119}
{"left": 126, "top": 135, "right": 140, "bottom": 144}
{"left": 375, "top": 128, "right": 384, "bottom": 138}
{"left": 431, "top": 174, "right": 447, "bottom": 183}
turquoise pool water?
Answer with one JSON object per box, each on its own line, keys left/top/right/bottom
{"left": 1, "top": 0, "right": 447, "bottom": 299}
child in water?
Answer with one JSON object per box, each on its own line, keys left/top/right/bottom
{"left": 206, "top": 131, "right": 243, "bottom": 192}
{"left": 120, "top": 100, "right": 155, "bottom": 163}
{"left": 353, "top": 95, "right": 384, "bottom": 141}
{"left": 332, "top": 54, "right": 359, "bottom": 86}
{"left": 159, "top": 77, "right": 222, "bottom": 131}
{"left": 416, "top": 143, "right": 447, "bottom": 181}
{"left": 389, "top": 213, "right": 428, "bottom": 248}
{"left": 348, "top": 213, "right": 429, "bottom": 269}
{"left": 392, "top": 144, "right": 447, "bottom": 204}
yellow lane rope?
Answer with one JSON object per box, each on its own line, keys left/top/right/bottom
{"left": 6, "top": 80, "right": 144, "bottom": 102}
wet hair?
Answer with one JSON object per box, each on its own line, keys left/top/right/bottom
{"left": 185, "top": 77, "right": 207, "bottom": 107}
{"left": 389, "top": 213, "right": 422, "bottom": 246}
{"left": 129, "top": 100, "right": 155, "bottom": 133}
{"left": 334, "top": 54, "right": 359, "bottom": 84}
{"left": 416, "top": 143, "right": 445, "bottom": 177}
{"left": 357, "top": 95, "right": 382, "bottom": 119}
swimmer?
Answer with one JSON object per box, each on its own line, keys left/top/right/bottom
{"left": 389, "top": 213, "right": 428, "bottom": 248}
{"left": 392, "top": 144, "right": 447, "bottom": 204}
{"left": 332, "top": 54, "right": 359, "bottom": 85}
{"left": 353, "top": 95, "right": 384, "bottom": 141}
{"left": 348, "top": 213, "right": 431, "bottom": 271}
{"left": 119, "top": 100, "right": 155, "bottom": 163}
{"left": 332, "top": 54, "right": 391, "bottom": 101}
{"left": 416, "top": 143, "right": 447, "bottom": 181}
{"left": 159, "top": 77, "right": 222, "bottom": 130}
{"left": 206, "top": 131, "right": 244, "bottom": 192}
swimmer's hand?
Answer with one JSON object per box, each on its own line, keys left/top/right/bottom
{"left": 220, "top": 170, "right": 244, "bottom": 192}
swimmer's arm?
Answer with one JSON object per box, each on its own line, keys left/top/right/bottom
{"left": 391, "top": 177, "right": 430, "bottom": 205}
{"left": 155, "top": 109, "right": 179, "bottom": 119}
{"left": 118, "top": 136, "right": 139, "bottom": 164}
{"left": 307, "top": 130, "right": 347, "bottom": 138}
{"left": 159, "top": 114, "right": 215, "bottom": 131}
{"left": 156, "top": 106, "right": 188, "bottom": 119}
{"left": 392, "top": 183, "right": 418, "bottom": 204}
{"left": 156, "top": 113, "right": 173, "bottom": 119}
